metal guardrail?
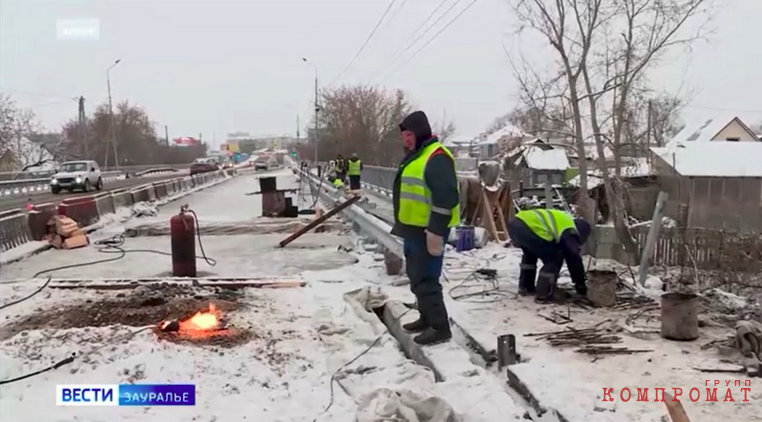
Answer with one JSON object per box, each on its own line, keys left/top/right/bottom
{"left": 293, "top": 161, "right": 403, "bottom": 258}
{"left": 0, "top": 171, "right": 124, "bottom": 197}
{"left": 0, "top": 163, "right": 191, "bottom": 181}
{"left": 0, "top": 209, "right": 32, "bottom": 252}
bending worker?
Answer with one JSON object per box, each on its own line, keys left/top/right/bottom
{"left": 329, "top": 175, "right": 345, "bottom": 190}
{"left": 507, "top": 208, "right": 592, "bottom": 303}
{"left": 392, "top": 110, "right": 459, "bottom": 346}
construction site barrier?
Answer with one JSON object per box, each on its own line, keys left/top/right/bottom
{"left": 0, "top": 209, "right": 32, "bottom": 252}
{"left": 153, "top": 182, "right": 168, "bottom": 200}
{"left": 27, "top": 203, "right": 57, "bottom": 241}
{"left": 131, "top": 185, "right": 152, "bottom": 203}
{"left": 0, "top": 170, "right": 230, "bottom": 256}
{"left": 112, "top": 190, "right": 135, "bottom": 210}
{"left": 94, "top": 193, "right": 116, "bottom": 217}
{"left": 59, "top": 196, "right": 100, "bottom": 227}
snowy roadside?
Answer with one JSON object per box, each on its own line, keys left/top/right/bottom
{"left": 410, "top": 243, "right": 762, "bottom": 422}
{"left": 0, "top": 171, "right": 238, "bottom": 267}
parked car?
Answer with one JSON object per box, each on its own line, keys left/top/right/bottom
{"left": 190, "top": 158, "right": 220, "bottom": 176}
{"left": 50, "top": 160, "right": 102, "bottom": 194}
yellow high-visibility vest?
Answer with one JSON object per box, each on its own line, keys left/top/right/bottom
{"left": 397, "top": 142, "right": 460, "bottom": 228}
{"left": 347, "top": 160, "right": 362, "bottom": 176}
{"left": 516, "top": 209, "right": 577, "bottom": 243}
{"left": 332, "top": 179, "right": 345, "bottom": 188}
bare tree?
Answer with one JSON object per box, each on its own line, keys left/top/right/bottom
{"left": 511, "top": 0, "right": 611, "bottom": 222}
{"left": 62, "top": 101, "right": 206, "bottom": 165}
{"left": 511, "top": 0, "right": 711, "bottom": 254}
{"left": 578, "top": 0, "right": 711, "bottom": 253}
{"left": 0, "top": 93, "right": 54, "bottom": 172}
{"left": 433, "top": 119, "right": 457, "bottom": 143}
{"left": 316, "top": 85, "right": 412, "bottom": 166}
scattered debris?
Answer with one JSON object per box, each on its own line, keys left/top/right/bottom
{"left": 575, "top": 346, "right": 653, "bottom": 355}
{"left": 132, "top": 202, "right": 159, "bottom": 218}
{"left": 44, "top": 215, "right": 89, "bottom": 250}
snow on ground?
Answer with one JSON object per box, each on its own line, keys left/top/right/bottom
{"left": 418, "top": 244, "right": 762, "bottom": 422}
{"left": 0, "top": 170, "right": 532, "bottom": 422}
{"left": 0, "top": 267, "right": 445, "bottom": 422}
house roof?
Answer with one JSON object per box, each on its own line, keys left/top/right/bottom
{"left": 666, "top": 115, "right": 760, "bottom": 149}
{"left": 560, "top": 141, "right": 615, "bottom": 160}
{"left": 522, "top": 147, "right": 570, "bottom": 170}
{"left": 651, "top": 142, "right": 762, "bottom": 177}
{"left": 479, "top": 124, "right": 531, "bottom": 145}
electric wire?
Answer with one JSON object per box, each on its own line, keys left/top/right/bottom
{"left": 0, "top": 212, "right": 216, "bottom": 312}
{"left": 313, "top": 308, "right": 413, "bottom": 422}
{"left": 369, "top": 0, "right": 459, "bottom": 83}
{"left": 0, "top": 326, "right": 154, "bottom": 385}
{"left": 378, "top": 0, "right": 480, "bottom": 82}
{"left": 331, "top": 0, "right": 398, "bottom": 85}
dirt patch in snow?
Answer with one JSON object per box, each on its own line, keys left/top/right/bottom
{"left": 154, "top": 326, "right": 255, "bottom": 348}
{"left": 0, "top": 284, "right": 249, "bottom": 341}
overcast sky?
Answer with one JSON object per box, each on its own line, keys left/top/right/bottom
{"left": 1, "top": 0, "right": 761, "bottom": 149}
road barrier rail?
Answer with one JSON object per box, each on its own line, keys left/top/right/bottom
{"left": 0, "top": 168, "right": 236, "bottom": 254}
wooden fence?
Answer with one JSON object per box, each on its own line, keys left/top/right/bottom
{"left": 633, "top": 226, "right": 762, "bottom": 271}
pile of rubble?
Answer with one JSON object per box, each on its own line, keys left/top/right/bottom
{"left": 45, "top": 215, "right": 89, "bottom": 250}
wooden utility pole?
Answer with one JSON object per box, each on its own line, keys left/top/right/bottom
{"left": 638, "top": 191, "right": 668, "bottom": 286}
{"left": 78, "top": 96, "right": 87, "bottom": 158}
{"left": 165, "top": 125, "right": 169, "bottom": 146}
{"left": 646, "top": 99, "right": 653, "bottom": 159}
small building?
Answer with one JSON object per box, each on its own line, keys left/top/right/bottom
{"left": 508, "top": 141, "right": 570, "bottom": 187}
{"left": 650, "top": 142, "right": 762, "bottom": 233}
{"left": 475, "top": 125, "right": 533, "bottom": 158}
{"left": 666, "top": 115, "right": 760, "bottom": 149}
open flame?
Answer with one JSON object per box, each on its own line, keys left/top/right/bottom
{"left": 180, "top": 303, "right": 221, "bottom": 331}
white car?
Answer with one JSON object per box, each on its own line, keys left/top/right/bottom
{"left": 50, "top": 160, "right": 103, "bottom": 194}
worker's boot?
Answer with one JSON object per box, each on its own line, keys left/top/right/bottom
{"left": 402, "top": 318, "right": 428, "bottom": 333}
{"left": 414, "top": 327, "right": 452, "bottom": 346}
{"left": 535, "top": 272, "right": 557, "bottom": 304}
{"left": 414, "top": 294, "right": 451, "bottom": 346}
{"left": 518, "top": 263, "right": 537, "bottom": 296}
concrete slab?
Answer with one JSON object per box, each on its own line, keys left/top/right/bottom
{"left": 382, "top": 300, "right": 528, "bottom": 420}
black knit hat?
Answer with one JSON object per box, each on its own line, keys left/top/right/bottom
{"left": 399, "top": 111, "right": 432, "bottom": 143}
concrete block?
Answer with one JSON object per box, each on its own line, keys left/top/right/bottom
{"left": 94, "top": 193, "right": 115, "bottom": 216}
{"left": 153, "top": 182, "right": 168, "bottom": 199}
{"left": 27, "top": 202, "right": 56, "bottom": 241}
{"left": 59, "top": 196, "right": 99, "bottom": 227}
{"left": 112, "top": 190, "right": 134, "bottom": 210}
{"left": 131, "top": 185, "right": 151, "bottom": 203}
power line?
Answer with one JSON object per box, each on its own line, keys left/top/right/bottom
{"left": 388, "top": 0, "right": 411, "bottom": 21}
{"left": 331, "top": 0, "right": 398, "bottom": 85}
{"left": 369, "top": 0, "right": 462, "bottom": 83}
{"left": 380, "top": 0, "right": 480, "bottom": 82}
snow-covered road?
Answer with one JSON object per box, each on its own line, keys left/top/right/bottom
{"left": 0, "top": 171, "right": 530, "bottom": 422}
{"left": 2, "top": 171, "right": 757, "bottom": 422}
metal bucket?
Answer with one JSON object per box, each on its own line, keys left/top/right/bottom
{"left": 586, "top": 269, "right": 618, "bottom": 307}
{"left": 661, "top": 293, "right": 699, "bottom": 341}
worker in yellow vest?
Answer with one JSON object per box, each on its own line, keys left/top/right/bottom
{"left": 392, "top": 110, "right": 460, "bottom": 346}
{"left": 329, "top": 176, "right": 345, "bottom": 190}
{"left": 507, "top": 208, "right": 592, "bottom": 303}
{"left": 347, "top": 153, "right": 363, "bottom": 190}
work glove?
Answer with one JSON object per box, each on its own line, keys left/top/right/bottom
{"left": 425, "top": 230, "right": 444, "bottom": 257}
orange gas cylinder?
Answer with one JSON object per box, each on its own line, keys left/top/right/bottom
{"left": 170, "top": 207, "right": 196, "bottom": 277}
